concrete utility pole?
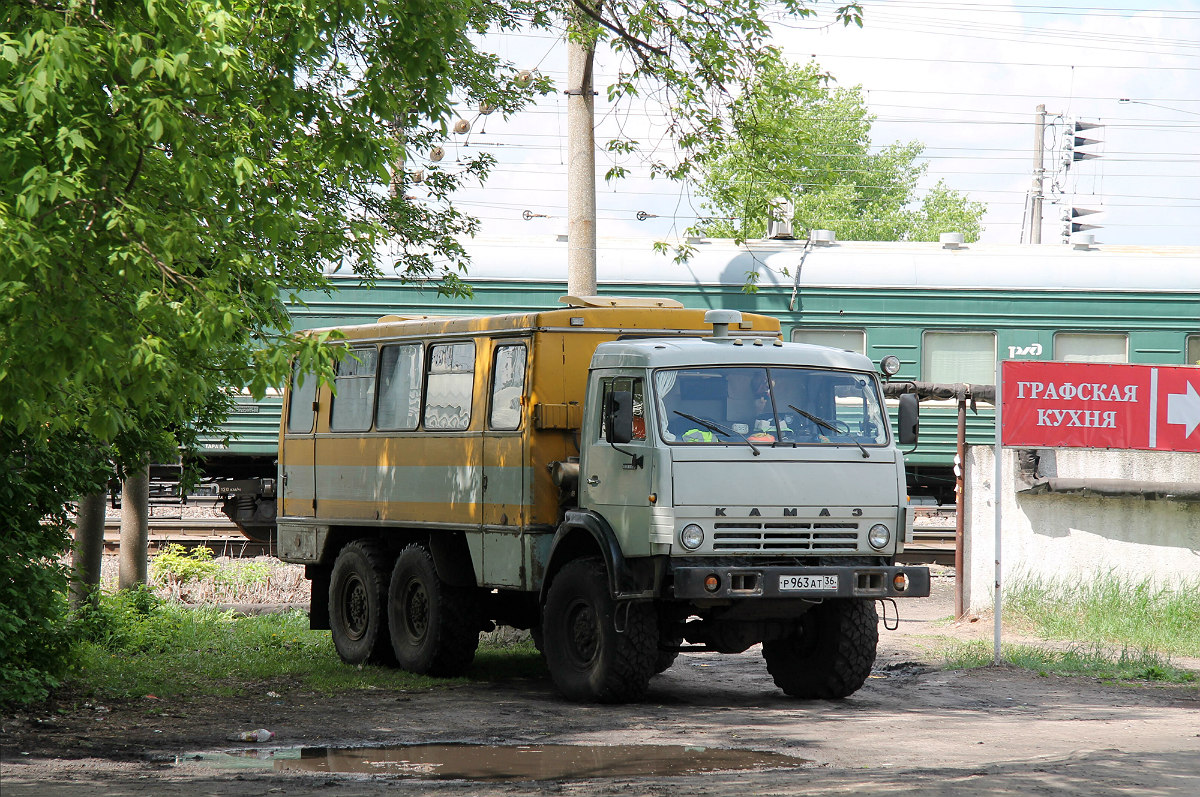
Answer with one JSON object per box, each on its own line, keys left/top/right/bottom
{"left": 1029, "top": 104, "right": 1046, "bottom": 244}
{"left": 565, "top": 23, "right": 598, "bottom": 297}
{"left": 119, "top": 465, "right": 150, "bottom": 589}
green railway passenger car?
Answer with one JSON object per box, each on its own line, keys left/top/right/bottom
{"left": 201, "top": 235, "right": 1200, "bottom": 520}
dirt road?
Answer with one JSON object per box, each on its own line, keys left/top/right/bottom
{"left": 3, "top": 574, "right": 1198, "bottom": 796}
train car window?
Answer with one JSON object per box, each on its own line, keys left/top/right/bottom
{"left": 286, "top": 363, "right": 317, "bottom": 434}
{"left": 377, "top": 343, "right": 423, "bottom": 431}
{"left": 329, "top": 347, "right": 378, "bottom": 432}
{"left": 489, "top": 344, "right": 527, "bottom": 431}
{"left": 425, "top": 342, "right": 475, "bottom": 430}
{"left": 922, "top": 331, "right": 995, "bottom": 384}
{"left": 791, "top": 328, "right": 866, "bottom": 354}
{"left": 1188, "top": 336, "right": 1200, "bottom": 366}
{"left": 1054, "top": 332, "right": 1127, "bottom": 363}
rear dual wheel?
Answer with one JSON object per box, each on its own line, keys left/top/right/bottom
{"left": 329, "top": 541, "right": 395, "bottom": 665}
{"left": 387, "top": 544, "right": 481, "bottom": 676}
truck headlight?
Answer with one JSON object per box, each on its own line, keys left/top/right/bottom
{"left": 868, "top": 524, "right": 891, "bottom": 550}
{"left": 680, "top": 524, "right": 705, "bottom": 550}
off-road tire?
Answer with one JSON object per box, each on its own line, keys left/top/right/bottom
{"left": 329, "top": 540, "right": 395, "bottom": 665}
{"left": 762, "top": 598, "right": 878, "bottom": 699}
{"left": 387, "top": 544, "right": 481, "bottom": 676}
{"left": 542, "top": 557, "right": 657, "bottom": 703}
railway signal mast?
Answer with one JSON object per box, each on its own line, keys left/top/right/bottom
{"left": 1058, "top": 120, "right": 1104, "bottom": 243}
{"left": 1026, "top": 107, "right": 1104, "bottom": 245}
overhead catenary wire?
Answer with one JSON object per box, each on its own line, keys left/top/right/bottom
{"left": 429, "top": 8, "right": 1200, "bottom": 245}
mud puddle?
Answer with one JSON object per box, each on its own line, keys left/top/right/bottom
{"left": 181, "top": 742, "right": 809, "bottom": 781}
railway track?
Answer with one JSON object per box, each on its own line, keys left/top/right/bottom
{"left": 102, "top": 519, "right": 273, "bottom": 558}
{"left": 898, "top": 506, "right": 957, "bottom": 566}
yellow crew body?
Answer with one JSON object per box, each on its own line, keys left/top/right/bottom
{"left": 277, "top": 298, "right": 780, "bottom": 589}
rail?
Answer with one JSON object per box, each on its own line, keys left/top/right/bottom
{"left": 898, "top": 506, "right": 957, "bottom": 566}
{"left": 102, "top": 519, "right": 273, "bottom": 558}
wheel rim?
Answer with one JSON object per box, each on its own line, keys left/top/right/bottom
{"left": 342, "top": 575, "right": 369, "bottom": 641}
{"left": 402, "top": 579, "right": 430, "bottom": 642}
{"left": 565, "top": 598, "right": 599, "bottom": 666}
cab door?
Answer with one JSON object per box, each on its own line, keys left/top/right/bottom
{"left": 580, "top": 374, "right": 654, "bottom": 556}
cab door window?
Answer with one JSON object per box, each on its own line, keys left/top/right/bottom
{"left": 599, "top": 376, "right": 646, "bottom": 440}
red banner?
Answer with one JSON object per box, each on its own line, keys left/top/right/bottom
{"left": 1001, "top": 361, "right": 1200, "bottom": 452}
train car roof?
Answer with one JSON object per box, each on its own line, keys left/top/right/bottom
{"left": 355, "top": 236, "right": 1200, "bottom": 293}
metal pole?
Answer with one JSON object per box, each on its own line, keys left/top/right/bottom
{"left": 566, "top": 34, "right": 598, "bottom": 297}
{"left": 71, "top": 490, "right": 107, "bottom": 608}
{"left": 954, "top": 396, "right": 966, "bottom": 618}
{"left": 1030, "top": 104, "right": 1046, "bottom": 244}
{"left": 993, "top": 362, "right": 1004, "bottom": 664}
{"left": 119, "top": 465, "right": 150, "bottom": 590}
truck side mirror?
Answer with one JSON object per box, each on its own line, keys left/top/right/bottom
{"left": 604, "top": 390, "right": 634, "bottom": 445}
{"left": 897, "top": 393, "right": 919, "bottom": 447}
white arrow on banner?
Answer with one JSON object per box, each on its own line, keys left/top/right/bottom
{"left": 1166, "top": 381, "right": 1200, "bottom": 437}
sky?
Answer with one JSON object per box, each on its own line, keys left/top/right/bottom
{"left": 425, "top": 1, "right": 1200, "bottom": 248}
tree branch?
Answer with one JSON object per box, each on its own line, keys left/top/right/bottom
{"left": 571, "top": 0, "right": 667, "bottom": 59}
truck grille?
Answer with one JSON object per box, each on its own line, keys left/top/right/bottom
{"left": 711, "top": 521, "right": 860, "bottom": 552}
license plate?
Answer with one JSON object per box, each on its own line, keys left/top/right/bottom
{"left": 779, "top": 574, "right": 839, "bottom": 592}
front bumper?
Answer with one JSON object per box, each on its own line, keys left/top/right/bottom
{"left": 671, "top": 564, "right": 930, "bottom": 600}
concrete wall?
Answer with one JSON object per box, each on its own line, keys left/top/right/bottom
{"left": 962, "top": 447, "right": 1200, "bottom": 613}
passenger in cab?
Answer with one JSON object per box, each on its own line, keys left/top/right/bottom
{"left": 748, "top": 374, "right": 792, "bottom": 443}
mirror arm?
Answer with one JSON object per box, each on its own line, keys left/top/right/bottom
{"left": 610, "top": 443, "right": 644, "bottom": 469}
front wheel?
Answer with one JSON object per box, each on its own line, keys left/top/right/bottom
{"left": 387, "top": 544, "right": 480, "bottom": 676}
{"left": 542, "top": 558, "right": 657, "bottom": 703}
{"left": 329, "top": 540, "right": 395, "bottom": 665}
{"left": 762, "top": 599, "right": 878, "bottom": 699}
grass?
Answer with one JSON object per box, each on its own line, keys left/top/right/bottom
{"left": 942, "top": 641, "right": 1197, "bottom": 684}
{"left": 64, "top": 546, "right": 547, "bottom": 703}
{"left": 1004, "top": 577, "right": 1200, "bottom": 658}
{"left": 938, "top": 575, "right": 1200, "bottom": 684}
{"left": 67, "top": 588, "right": 546, "bottom": 702}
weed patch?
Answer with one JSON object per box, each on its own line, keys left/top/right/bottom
{"left": 942, "top": 640, "right": 1197, "bottom": 684}
{"left": 1005, "top": 576, "right": 1200, "bottom": 658}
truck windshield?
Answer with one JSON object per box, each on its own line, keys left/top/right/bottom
{"left": 654, "top": 366, "right": 889, "bottom": 448}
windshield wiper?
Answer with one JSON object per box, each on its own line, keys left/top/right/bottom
{"left": 672, "top": 410, "right": 761, "bottom": 456}
{"left": 788, "top": 405, "right": 869, "bottom": 459}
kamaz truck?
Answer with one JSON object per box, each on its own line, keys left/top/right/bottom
{"left": 273, "top": 297, "right": 927, "bottom": 702}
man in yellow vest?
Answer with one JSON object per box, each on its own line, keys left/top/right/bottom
{"left": 748, "top": 387, "right": 792, "bottom": 442}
